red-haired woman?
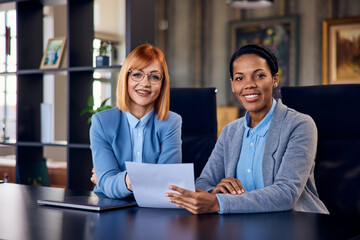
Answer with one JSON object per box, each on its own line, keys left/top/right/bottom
{"left": 90, "top": 44, "right": 182, "bottom": 199}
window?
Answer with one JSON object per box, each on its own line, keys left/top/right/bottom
{"left": 0, "top": 9, "right": 17, "bottom": 141}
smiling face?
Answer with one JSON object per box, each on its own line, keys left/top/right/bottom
{"left": 127, "top": 60, "right": 163, "bottom": 119}
{"left": 230, "top": 54, "right": 279, "bottom": 125}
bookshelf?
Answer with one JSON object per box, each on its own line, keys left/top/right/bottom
{"left": 2, "top": 0, "right": 155, "bottom": 190}
{"left": 9, "top": 0, "right": 122, "bottom": 190}
{"left": 15, "top": 0, "right": 93, "bottom": 190}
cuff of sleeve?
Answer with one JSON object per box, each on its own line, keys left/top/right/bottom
{"left": 96, "top": 171, "right": 132, "bottom": 199}
{"left": 216, "top": 194, "right": 224, "bottom": 214}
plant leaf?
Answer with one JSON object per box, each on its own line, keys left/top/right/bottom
{"left": 81, "top": 95, "right": 112, "bottom": 124}
{"left": 100, "top": 97, "right": 111, "bottom": 108}
{"left": 80, "top": 107, "right": 93, "bottom": 116}
{"left": 87, "top": 95, "right": 94, "bottom": 107}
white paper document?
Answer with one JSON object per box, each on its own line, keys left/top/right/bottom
{"left": 125, "top": 162, "right": 195, "bottom": 208}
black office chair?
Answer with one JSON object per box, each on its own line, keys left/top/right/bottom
{"left": 170, "top": 88, "right": 218, "bottom": 180}
{"left": 281, "top": 84, "right": 360, "bottom": 216}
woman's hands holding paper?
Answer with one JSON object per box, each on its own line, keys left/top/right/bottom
{"left": 166, "top": 185, "right": 220, "bottom": 214}
{"left": 166, "top": 177, "right": 246, "bottom": 214}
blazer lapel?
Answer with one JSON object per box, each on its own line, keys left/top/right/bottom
{"left": 115, "top": 112, "right": 133, "bottom": 165}
{"left": 262, "top": 99, "right": 288, "bottom": 186}
{"left": 228, "top": 119, "right": 245, "bottom": 178}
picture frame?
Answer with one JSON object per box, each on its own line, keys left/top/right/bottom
{"left": 229, "top": 16, "right": 298, "bottom": 98}
{"left": 322, "top": 17, "right": 360, "bottom": 84}
{"left": 40, "top": 37, "right": 66, "bottom": 69}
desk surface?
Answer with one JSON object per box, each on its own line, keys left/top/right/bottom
{"left": 1, "top": 183, "right": 359, "bottom": 240}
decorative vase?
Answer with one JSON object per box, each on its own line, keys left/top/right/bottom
{"left": 96, "top": 55, "right": 109, "bottom": 67}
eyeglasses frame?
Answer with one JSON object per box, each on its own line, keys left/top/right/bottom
{"left": 128, "top": 69, "right": 164, "bottom": 84}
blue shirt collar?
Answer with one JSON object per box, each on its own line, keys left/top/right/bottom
{"left": 126, "top": 109, "right": 154, "bottom": 129}
{"left": 244, "top": 99, "right": 277, "bottom": 137}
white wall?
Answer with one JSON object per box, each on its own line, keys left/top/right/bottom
{"left": 43, "top": 5, "right": 67, "bottom": 162}
{"left": 94, "top": 0, "right": 126, "bottom": 64}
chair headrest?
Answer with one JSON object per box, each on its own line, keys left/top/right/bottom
{"left": 281, "top": 84, "right": 360, "bottom": 139}
{"left": 170, "top": 88, "right": 218, "bottom": 135}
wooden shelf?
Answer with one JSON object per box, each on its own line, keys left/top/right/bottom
{"left": 17, "top": 141, "right": 68, "bottom": 147}
{"left": 68, "top": 143, "right": 90, "bottom": 149}
{"left": 4, "top": 0, "right": 149, "bottom": 191}
{"left": 17, "top": 68, "right": 68, "bottom": 75}
{"left": 16, "top": 65, "right": 122, "bottom": 75}
{"left": 7, "top": 0, "right": 95, "bottom": 190}
{"left": 0, "top": 71, "right": 16, "bottom": 75}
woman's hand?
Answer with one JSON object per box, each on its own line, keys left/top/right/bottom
{"left": 92, "top": 168, "right": 133, "bottom": 192}
{"left": 90, "top": 168, "right": 98, "bottom": 186}
{"left": 125, "top": 173, "right": 133, "bottom": 191}
{"left": 211, "top": 177, "right": 246, "bottom": 195}
{"left": 166, "top": 185, "right": 220, "bottom": 214}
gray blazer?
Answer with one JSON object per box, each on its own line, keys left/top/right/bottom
{"left": 196, "top": 100, "right": 329, "bottom": 214}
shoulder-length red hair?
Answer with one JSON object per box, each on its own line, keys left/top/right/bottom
{"left": 116, "top": 44, "right": 170, "bottom": 120}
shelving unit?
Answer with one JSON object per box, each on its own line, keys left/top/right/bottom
{"left": 1, "top": 0, "right": 155, "bottom": 190}
{"left": 3, "top": 0, "right": 121, "bottom": 190}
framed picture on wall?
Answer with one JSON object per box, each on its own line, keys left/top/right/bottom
{"left": 40, "top": 37, "right": 66, "bottom": 69}
{"left": 229, "top": 16, "right": 298, "bottom": 98}
{"left": 322, "top": 17, "right": 360, "bottom": 84}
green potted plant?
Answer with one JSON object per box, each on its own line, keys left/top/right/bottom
{"left": 80, "top": 96, "right": 112, "bottom": 124}
{"left": 96, "top": 41, "right": 110, "bottom": 67}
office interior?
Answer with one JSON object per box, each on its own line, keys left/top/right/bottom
{"left": 0, "top": 0, "right": 359, "bottom": 189}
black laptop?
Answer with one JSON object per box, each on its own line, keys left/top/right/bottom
{"left": 37, "top": 196, "right": 137, "bottom": 212}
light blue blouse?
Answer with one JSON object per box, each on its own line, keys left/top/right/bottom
{"left": 236, "top": 99, "right": 277, "bottom": 191}
{"left": 217, "top": 99, "right": 277, "bottom": 213}
{"left": 126, "top": 109, "right": 154, "bottom": 163}
{"left": 90, "top": 108, "right": 182, "bottom": 199}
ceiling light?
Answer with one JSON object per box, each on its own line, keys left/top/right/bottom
{"left": 227, "top": 0, "right": 273, "bottom": 9}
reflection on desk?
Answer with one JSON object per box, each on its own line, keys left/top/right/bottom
{"left": 0, "top": 183, "right": 359, "bottom": 240}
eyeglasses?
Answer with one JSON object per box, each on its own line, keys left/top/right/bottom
{"left": 128, "top": 69, "right": 163, "bottom": 85}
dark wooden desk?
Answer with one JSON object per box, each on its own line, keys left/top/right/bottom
{"left": 0, "top": 183, "right": 359, "bottom": 240}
